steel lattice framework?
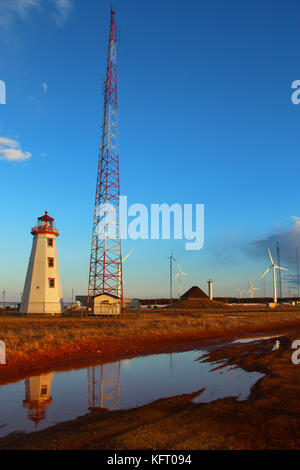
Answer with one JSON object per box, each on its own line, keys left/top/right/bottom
{"left": 88, "top": 9, "right": 123, "bottom": 303}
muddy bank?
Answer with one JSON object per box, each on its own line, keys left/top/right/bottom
{"left": 1, "top": 329, "right": 300, "bottom": 450}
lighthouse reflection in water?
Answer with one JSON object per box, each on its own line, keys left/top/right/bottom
{"left": 23, "top": 373, "right": 54, "bottom": 426}
{"left": 0, "top": 350, "right": 265, "bottom": 437}
{"left": 22, "top": 363, "right": 121, "bottom": 426}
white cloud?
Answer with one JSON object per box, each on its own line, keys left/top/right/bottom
{"left": 0, "top": 0, "right": 40, "bottom": 28}
{"left": 0, "top": 137, "right": 31, "bottom": 161}
{"left": 51, "top": 0, "right": 73, "bottom": 26}
{"left": 0, "top": 0, "right": 73, "bottom": 29}
{"left": 42, "top": 82, "right": 48, "bottom": 93}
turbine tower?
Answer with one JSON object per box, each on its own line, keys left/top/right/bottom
{"left": 276, "top": 241, "right": 282, "bottom": 299}
{"left": 175, "top": 264, "right": 187, "bottom": 297}
{"left": 248, "top": 280, "right": 259, "bottom": 299}
{"left": 236, "top": 288, "right": 244, "bottom": 299}
{"left": 118, "top": 250, "right": 133, "bottom": 298}
{"left": 168, "top": 252, "right": 176, "bottom": 305}
{"left": 261, "top": 248, "right": 288, "bottom": 303}
{"left": 88, "top": 9, "right": 123, "bottom": 304}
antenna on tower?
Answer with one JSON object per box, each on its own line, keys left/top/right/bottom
{"left": 88, "top": 10, "right": 123, "bottom": 308}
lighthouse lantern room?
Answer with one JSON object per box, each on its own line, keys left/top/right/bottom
{"left": 20, "top": 212, "right": 63, "bottom": 315}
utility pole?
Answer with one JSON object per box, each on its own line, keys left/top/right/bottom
{"left": 168, "top": 252, "right": 176, "bottom": 307}
{"left": 296, "top": 247, "right": 300, "bottom": 299}
{"left": 276, "top": 241, "right": 282, "bottom": 299}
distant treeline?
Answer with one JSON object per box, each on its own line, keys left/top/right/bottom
{"left": 215, "top": 297, "right": 300, "bottom": 304}
{"left": 140, "top": 298, "right": 172, "bottom": 305}
{"left": 140, "top": 297, "right": 300, "bottom": 305}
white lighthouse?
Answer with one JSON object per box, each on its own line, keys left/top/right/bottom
{"left": 20, "top": 211, "right": 63, "bottom": 315}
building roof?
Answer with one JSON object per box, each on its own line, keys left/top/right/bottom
{"left": 180, "top": 286, "right": 209, "bottom": 300}
{"left": 93, "top": 292, "right": 120, "bottom": 300}
{"left": 38, "top": 211, "right": 54, "bottom": 222}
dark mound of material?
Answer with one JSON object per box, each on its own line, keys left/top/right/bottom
{"left": 180, "top": 286, "right": 209, "bottom": 300}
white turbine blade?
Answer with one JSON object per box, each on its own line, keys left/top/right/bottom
{"left": 275, "top": 266, "right": 288, "bottom": 271}
{"left": 178, "top": 264, "right": 182, "bottom": 273}
{"left": 122, "top": 249, "right": 133, "bottom": 263}
{"left": 261, "top": 266, "right": 271, "bottom": 278}
{"left": 181, "top": 272, "right": 188, "bottom": 276}
{"left": 175, "top": 273, "right": 179, "bottom": 278}
{"left": 268, "top": 248, "right": 274, "bottom": 265}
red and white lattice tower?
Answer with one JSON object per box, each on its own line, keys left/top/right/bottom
{"left": 88, "top": 8, "right": 123, "bottom": 304}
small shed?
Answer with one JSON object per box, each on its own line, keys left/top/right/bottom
{"left": 93, "top": 293, "right": 121, "bottom": 316}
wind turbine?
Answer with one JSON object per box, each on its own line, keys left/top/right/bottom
{"left": 168, "top": 252, "right": 176, "bottom": 305}
{"left": 118, "top": 250, "right": 133, "bottom": 298}
{"left": 175, "top": 264, "right": 187, "bottom": 297}
{"left": 2, "top": 288, "right": 6, "bottom": 307}
{"left": 236, "top": 288, "right": 244, "bottom": 299}
{"left": 261, "top": 248, "right": 288, "bottom": 303}
{"left": 248, "top": 280, "right": 259, "bottom": 299}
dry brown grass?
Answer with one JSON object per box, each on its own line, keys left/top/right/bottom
{"left": 1, "top": 307, "right": 300, "bottom": 381}
{"left": 0, "top": 309, "right": 299, "bottom": 354}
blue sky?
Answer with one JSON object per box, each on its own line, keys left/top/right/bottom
{"left": 1, "top": 0, "right": 300, "bottom": 301}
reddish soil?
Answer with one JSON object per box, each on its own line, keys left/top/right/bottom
{"left": 1, "top": 317, "right": 300, "bottom": 386}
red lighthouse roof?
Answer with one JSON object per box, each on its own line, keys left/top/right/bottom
{"left": 31, "top": 211, "right": 59, "bottom": 237}
{"left": 38, "top": 211, "right": 54, "bottom": 222}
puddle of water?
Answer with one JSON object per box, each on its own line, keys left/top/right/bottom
{"left": 0, "top": 348, "right": 264, "bottom": 438}
{"left": 232, "top": 334, "right": 283, "bottom": 344}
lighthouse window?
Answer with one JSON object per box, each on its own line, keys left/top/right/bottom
{"left": 48, "top": 257, "right": 54, "bottom": 268}
{"left": 47, "top": 238, "right": 53, "bottom": 247}
{"left": 49, "top": 278, "right": 55, "bottom": 288}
